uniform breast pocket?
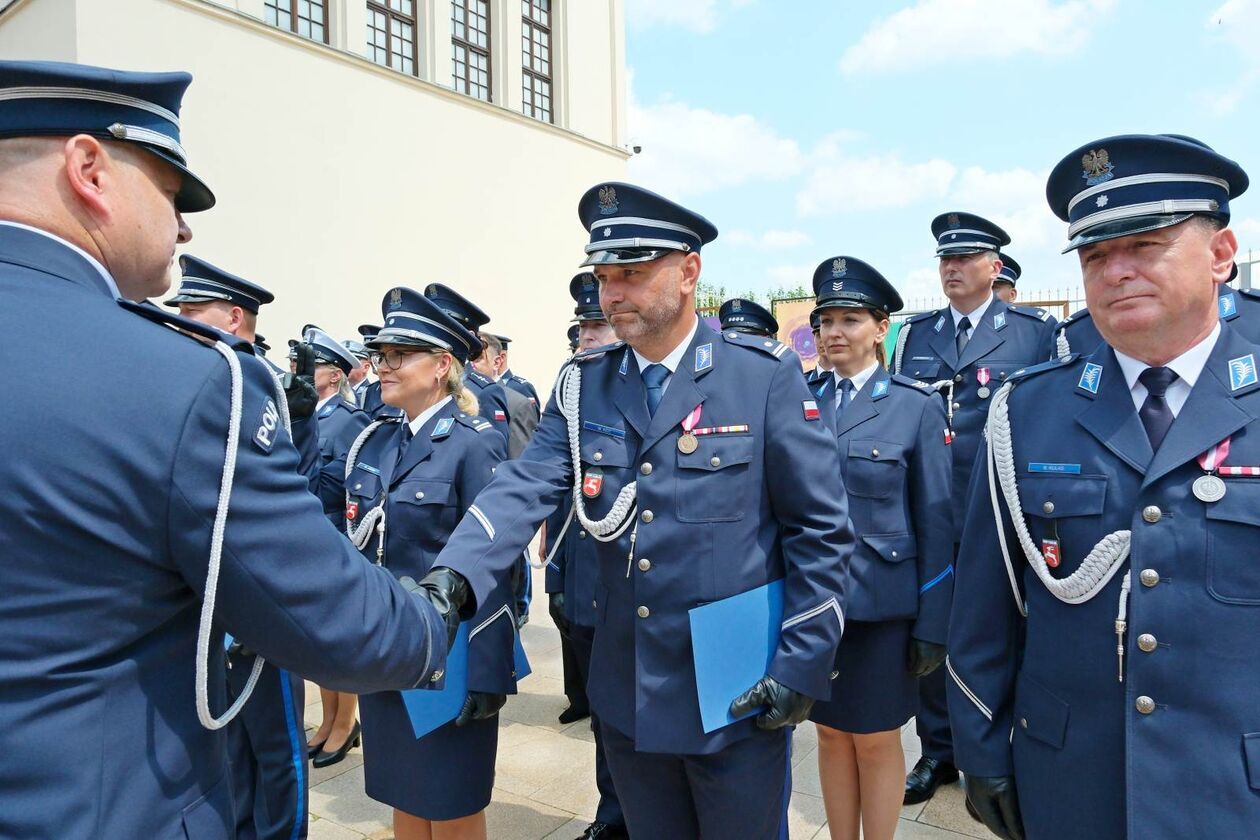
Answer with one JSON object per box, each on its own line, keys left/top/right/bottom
{"left": 1205, "top": 483, "right": 1260, "bottom": 604}
{"left": 844, "top": 440, "right": 907, "bottom": 499}
{"left": 904, "top": 360, "right": 941, "bottom": 382}
{"left": 1017, "top": 474, "right": 1108, "bottom": 564}
{"left": 676, "top": 435, "right": 755, "bottom": 522}
{"left": 391, "top": 478, "right": 455, "bottom": 543}
{"left": 347, "top": 465, "right": 382, "bottom": 504}
{"left": 579, "top": 433, "right": 633, "bottom": 518}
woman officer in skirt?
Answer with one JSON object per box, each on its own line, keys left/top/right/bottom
{"left": 806, "top": 257, "right": 955, "bottom": 840}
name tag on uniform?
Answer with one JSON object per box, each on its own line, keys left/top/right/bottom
{"left": 582, "top": 420, "right": 626, "bottom": 439}
{"left": 1028, "top": 463, "right": 1081, "bottom": 474}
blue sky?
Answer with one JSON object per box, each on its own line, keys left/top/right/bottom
{"left": 623, "top": 0, "right": 1260, "bottom": 312}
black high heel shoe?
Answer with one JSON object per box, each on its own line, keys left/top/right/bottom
{"left": 312, "top": 721, "right": 361, "bottom": 768}
{"left": 306, "top": 737, "right": 327, "bottom": 760}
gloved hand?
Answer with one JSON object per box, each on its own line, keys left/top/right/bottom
{"left": 400, "top": 568, "right": 471, "bottom": 648}
{"left": 455, "top": 691, "right": 507, "bottom": 727}
{"left": 964, "top": 775, "right": 1024, "bottom": 840}
{"left": 907, "top": 639, "right": 947, "bottom": 677}
{"left": 280, "top": 343, "right": 318, "bottom": 420}
{"left": 729, "top": 675, "right": 814, "bottom": 730}
{"left": 548, "top": 592, "right": 570, "bottom": 636}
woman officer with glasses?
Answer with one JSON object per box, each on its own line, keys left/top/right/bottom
{"left": 345, "top": 287, "right": 515, "bottom": 840}
{"left": 806, "top": 257, "right": 954, "bottom": 840}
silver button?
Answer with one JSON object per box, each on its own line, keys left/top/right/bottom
{"left": 891, "top": 551, "right": 898, "bottom": 558}
{"left": 710, "top": 456, "right": 721, "bottom": 467}
{"left": 1020, "top": 717, "right": 1028, "bottom": 729}
{"left": 1140, "top": 569, "right": 1160, "bottom": 587}
{"left": 638, "top": 558, "right": 651, "bottom": 572}
{"left": 728, "top": 332, "right": 738, "bottom": 339}
{"left": 954, "top": 374, "right": 963, "bottom": 384}
{"left": 764, "top": 341, "right": 773, "bottom": 348}
{"left": 1136, "top": 696, "right": 1156, "bottom": 715}
{"left": 594, "top": 451, "right": 603, "bottom": 462}
{"left": 999, "top": 371, "right": 1008, "bottom": 380}
{"left": 1142, "top": 505, "right": 1162, "bottom": 523}
{"left": 637, "top": 606, "right": 650, "bottom": 619}
{"left": 640, "top": 463, "right": 653, "bottom": 476}
{"left": 354, "top": 483, "right": 362, "bottom": 490}
{"left": 1043, "top": 501, "right": 1055, "bottom": 515}
{"left": 952, "top": 402, "right": 961, "bottom": 410}
{"left": 641, "top": 510, "right": 654, "bottom": 523}
{"left": 1137, "top": 634, "right": 1157, "bottom": 653}
{"left": 872, "top": 448, "right": 880, "bottom": 457}
{"left": 579, "top": 530, "right": 587, "bottom": 538}
{"left": 415, "top": 491, "right": 425, "bottom": 500}
{"left": 592, "top": 599, "right": 597, "bottom": 608}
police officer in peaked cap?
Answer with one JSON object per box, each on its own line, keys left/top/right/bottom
{"left": 719, "top": 297, "right": 779, "bottom": 338}
{"left": 992, "top": 253, "right": 1020, "bottom": 304}
{"left": 423, "top": 283, "right": 513, "bottom": 444}
{"left": 420, "top": 182, "right": 853, "bottom": 837}
{"left": 357, "top": 322, "right": 403, "bottom": 420}
{"left": 0, "top": 59, "right": 456, "bottom": 839}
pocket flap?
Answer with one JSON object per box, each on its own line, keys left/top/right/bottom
{"left": 347, "top": 465, "right": 382, "bottom": 499}
{"left": 580, "top": 435, "right": 631, "bottom": 468}
{"left": 1245, "top": 733, "right": 1260, "bottom": 790}
{"left": 847, "top": 440, "right": 906, "bottom": 463}
{"left": 905, "top": 361, "right": 941, "bottom": 380}
{"left": 678, "top": 434, "right": 754, "bottom": 472}
{"left": 1018, "top": 475, "right": 1107, "bottom": 519}
{"left": 1205, "top": 483, "right": 1260, "bottom": 527}
{"left": 396, "top": 479, "right": 453, "bottom": 506}
{"left": 860, "top": 532, "right": 917, "bottom": 563}
{"left": 1015, "top": 673, "right": 1070, "bottom": 749}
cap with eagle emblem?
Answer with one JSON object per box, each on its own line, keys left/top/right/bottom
{"left": 811, "top": 255, "right": 903, "bottom": 314}
{"left": 719, "top": 297, "right": 778, "bottom": 337}
{"left": 1046, "top": 133, "right": 1248, "bottom": 252}
{"left": 366, "top": 286, "right": 479, "bottom": 364}
{"left": 578, "top": 181, "right": 718, "bottom": 266}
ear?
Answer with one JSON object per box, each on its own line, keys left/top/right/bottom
{"left": 61, "top": 135, "right": 113, "bottom": 221}
{"left": 989, "top": 255, "right": 1004, "bottom": 282}
{"left": 229, "top": 306, "right": 246, "bottom": 333}
{"left": 874, "top": 317, "right": 890, "bottom": 343}
{"left": 679, "top": 252, "right": 702, "bottom": 296}
{"left": 1209, "top": 227, "right": 1239, "bottom": 286}
{"left": 434, "top": 352, "right": 453, "bottom": 380}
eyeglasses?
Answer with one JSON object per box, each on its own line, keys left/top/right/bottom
{"left": 369, "top": 348, "right": 431, "bottom": 371}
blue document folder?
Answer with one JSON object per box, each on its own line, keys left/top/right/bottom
{"left": 688, "top": 579, "right": 785, "bottom": 733}
{"left": 513, "top": 631, "right": 532, "bottom": 681}
{"left": 402, "top": 623, "right": 469, "bottom": 739}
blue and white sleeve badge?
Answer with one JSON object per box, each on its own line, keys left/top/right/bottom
{"left": 253, "top": 399, "right": 281, "bottom": 453}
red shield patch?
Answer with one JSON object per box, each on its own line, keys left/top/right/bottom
{"left": 1043, "top": 539, "right": 1060, "bottom": 569}
{"left": 346, "top": 502, "right": 359, "bottom": 521}
{"left": 582, "top": 471, "right": 604, "bottom": 498}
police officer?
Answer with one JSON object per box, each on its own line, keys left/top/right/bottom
{"left": 425, "top": 182, "right": 854, "bottom": 837}
{"left": 891, "top": 211, "right": 1058, "bottom": 805}
{"left": 0, "top": 59, "right": 455, "bottom": 839}
{"left": 345, "top": 337, "right": 373, "bottom": 407}
{"left": 347, "top": 288, "right": 513, "bottom": 840}
{"left": 255, "top": 333, "right": 271, "bottom": 355}
{"left": 719, "top": 297, "right": 778, "bottom": 338}
{"left": 806, "top": 309, "right": 833, "bottom": 385}
{"left": 806, "top": 257, "right": 954, "bottom": 840}
{"left": 164, "top": 254, "right": 315, "bottom": 840}
{"left": 993, "top": 254, "right": 1020, "bottom": 304}
{"left": 482, "top": 332, "right": 539, "bottom": 458}
{"left": 304, "top": 327, "right": 372, "bottom": 529}
{"left": 357, "top": 323, "right": 404, "bottom": 420}
{"left": 543, "top": 276, "right": 630, "bottom": 840}
{"left": 424, "top": 283, "right": 512, "bottom": 443}
{"left": 949, "top": 133, "right": 1258, "bottom": 840}
{"left": 568, "top": 323, "right": 580, "bottom": 352}
{"left": 494, "top": 332, "right": 543, "bottom": 409}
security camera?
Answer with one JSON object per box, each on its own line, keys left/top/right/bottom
{"left": 632, "top": 144, "right": 643, "bottom": 154}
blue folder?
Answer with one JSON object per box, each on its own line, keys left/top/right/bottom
{"left": 402, "top": 623, "right": 469, "bottom": 739}
{"left": 513, "top": 631, "right": 532, "bottom": 681}
{"left": 688, "top": 579, "right": 785, "bottom": 733}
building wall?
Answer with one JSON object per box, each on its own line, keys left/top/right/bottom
{"left": 0, "top": 0, "right": 628, "bottom": 388}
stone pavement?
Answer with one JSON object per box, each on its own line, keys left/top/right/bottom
{"left": 303, "top": 568, "right": 992, "bottom": 839}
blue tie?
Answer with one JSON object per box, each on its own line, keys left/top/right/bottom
{"left": 642, "top": 364, "right": 668, "bottom": 417}
{"left": 836, "top": 378, "right": 854, "bottom": 417}
{"left": 1138, "top": 366, "right": 1178, "bottom": 451}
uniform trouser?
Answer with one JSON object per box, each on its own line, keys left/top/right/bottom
{"left": 512, "top": 550, "right": 532, "bottom": 618}
{"left": 568, "top": 625, "right": 623, "bottom": 828}
{"left": 915, "top": 541, "right": 958, "bottom": 764}
{"left": 600, "top": 720, "right": 791, "bottom": 838}
{"left": 559, "top": 628, "right": 590, "bottom": 713}
{"left": 226, "top": 656, "right": 308, "bottom": 840}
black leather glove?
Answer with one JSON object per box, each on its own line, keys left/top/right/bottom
{"left": 548, "top": 592, "right": 570, "bottom": 636}
{"left": 729, "top": 675, "right": 814, "bottom": 730}
{"left": 400, "top": 568, "right": 471, "bottom": 648}
{"left": 455, "top": 691, "right": 507, "bottom": 727}
{"left": 907, "top": 639, "right": 947, "bottom": 677}
{"left": 964, "top": 775, "right": 1024, "bottom": 840}
{"left": 280, "top": 343, "right": 318, "bottom": 420}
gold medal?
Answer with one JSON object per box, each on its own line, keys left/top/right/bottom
{"left": 678, "top": 432, "right": 698, "bottom": 454}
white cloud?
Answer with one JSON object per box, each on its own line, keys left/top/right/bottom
{"left": 897, "top": 267, "right": 947, "bottom": 309}
{"left": 839, "top": 0, "right": 1117, "bottom": 77}
{"left": 795, "top": 135, "right": 956, "bottom": 216}
{"left": 1202, "top": 1, "right": 1260, "bottom": 112}
{"left": 766, "top": 262, "right": 817, "bottom": 289}
{"left": 726, "top": 229, "right": 812, "bottom": 249}
{"left": 1233, "top": 218, "right": 1260, "bottom": 253}
{"left": 625, "top": 0, "right": 754, "bottom": 34}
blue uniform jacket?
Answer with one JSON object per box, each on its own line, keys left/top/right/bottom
{"left": 435, "top": 318, "right": 854, "bottom": 754}
{"left": 259, "top": 350, "right": 321, "bottom": 493}
{"left": 812, "top": 368, "right": 954, "bottom": 643}
{"left": 463, "top": 368, "right": 511, "bottom": 443}
{"left": 316, "top": 394, "right": 370, "bottom": 527}
{"left": 1053, "top": 285, "right": 1260, "bottom": 360}
{"left": 345, "top": 404, "right": 518, "bottom": 694}
{"left": 543, "top": 493, "right": 601, "bottom": 628}
{"left": 947, "top": 326, "right": 1260, "bottom": 839}
{"left": 361, "top": 379, "right": 403, "bottom": 420}
{"left": 893, "top": 296, "right": 1057, "bottom": 539}
{"left": 503, "top": 369, "right": 542, "bottom": 409}
{"left": 0, "top": 226, "right": 445, "bottom": 839}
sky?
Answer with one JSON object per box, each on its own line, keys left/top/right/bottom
{"left": 622, "top": 0, "right": 1260, "bottom": 312}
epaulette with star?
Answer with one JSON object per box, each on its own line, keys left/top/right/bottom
{"left": 891, "top": 373, "right": 935, "bottom": 393}
{"left": 571, "top": 341, "right": 625, "bottom": 363}
{"left": 456, "top": 413, "right": 495, "bottom": 433}
{"left": 721, "top": 329, "right": 792, "bottom": 361}
{"left": 904, "top": 309, "right": 942, "bottom": 324}
{"left": 1008, "top": 303, "right": 1054, "bottom": 322}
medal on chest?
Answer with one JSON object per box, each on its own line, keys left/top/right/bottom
{"left": 1193, "top": 438, "right": 1230, "bottom": 503}
{"left": 677, "top": 403, "right": 703, "bottom": 454}
{"left": 976, "top": 367, "right": 992, "bottom": 400}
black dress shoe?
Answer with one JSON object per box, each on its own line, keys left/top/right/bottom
{"left": 306, "top": 738, "right": 326, "bottom": 760}
{"left": 312, "top": 721, "right": 361, "bottom": 769}
{"left": 903, "top": 755, "right": 959, "bottom": 805}
{"left": 558, "top": 704, "right": 591, "bottom": 724}
{"left": 965, "top": 794, "right": 982, "bottom": 823}
{"left": 576, "top": 823, "right": 629, "bottom": 839}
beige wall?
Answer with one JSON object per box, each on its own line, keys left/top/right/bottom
{"left": 0, "top": 0, "right": 628, "bottom": 389}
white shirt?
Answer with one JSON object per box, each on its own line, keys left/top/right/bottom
{"left": 407, "top": 395, "right": 453, "bottom": 438}
{"left": 316, "top": 395, "right": 334, "bottom": 412}
{"left": 833, "top": 361, "right": 880, "bottom": 407}
{"left": 1113, "top": 323, "right": 1219, "bottom": 417}
{"left": 631, "top": 316, "right": 700, "bottom": 398}
{"left": 950, "top": 296, "right": 994, "bottom": 339}
{"left": 0, "top": 220, "right": 123, "bottom": 300}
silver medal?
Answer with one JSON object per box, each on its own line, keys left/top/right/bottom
{"left": 1193, "top": 474, "right": 1227, "bottom": 503}
{"left": 977, "top": 386, "right": 991, "bottom": 399}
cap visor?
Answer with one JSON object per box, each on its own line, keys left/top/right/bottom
{"left": 936, "top": 246, "right": 988, "bottom": 257}
{"left": 145, "top": 147, "right": 216, "bottom": 213}
{"left": 1062, "top": 213, "right": 1193, "bottom": 253}
{"left": 162, "top": 292, "right": 219, "bottom": 307}
{"left": 580, "top": 248, "right": 676, "bottom": 267}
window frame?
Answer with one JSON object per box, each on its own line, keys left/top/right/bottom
{"left": 367, "top": 0, "right": 420, "bottom": 76}
{"left": 451, "top": 0, "right": 493, "bottom": 102}
{"left": 264, "top": 0, "right": 330, "bottom": 44}
{"left": 520, "top": 0, "right": 553, "bottom": 123}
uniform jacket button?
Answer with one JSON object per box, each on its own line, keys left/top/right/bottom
{"left": 415, "top": 491, "right": 425, "bottom": 500}
{"left": 1137, "top": 633, "right": 1157, "bottom": 652}
{"left": 1020, "top": 718, "right": 1028, "bottom": 729}
{"left": 637, "top": 606, "right": 650, "bottom": 619}
{"left": 354, "top": 483, "right": 362, "bottom": 490}
{"left": 593, "top": 451, "right": 603, "bottom": 461}
{"left": 954, "top": 374, "right": 963, "bottom": 384}
{"left": 871, "top": 448, "right": 880, "bottom": 457}
{"left": 1142, "top": 505, "right": 1162, "bottom": 523}
{"left": 578, "top": 530, "right": 587, "bottom": 538}
{"left": 952, "top": 402, "right": 961, "bottom": 410}
{"left": 1136, "top": 696, "right": 1156, "bottom": 714}
{"left": 638, "top": 558, "right": 651, "bottom": 571}
{"left": 641, "top": 510, "right": 654, "bottom": 523}
{"left": 1043, "top": 501, "right": 1055, "bottom": 514}
{"left": 640, "top": 462, "right": 652, "bottom": 475}
{"left": 710, "top": 456, "right": 721, "bottom": 467}
{"left": 1140, "top": 569, "right": 1160, "bottom": 587}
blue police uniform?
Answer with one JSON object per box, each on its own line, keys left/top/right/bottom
{"left": 503, "top": 368, "right": 541, "bottom": 408}
{"left": 434, "top": 183, "right": 853, "bottom": 838}
{"left": 0, "top": 63, "right": 450, "bottom": 835}
{"left": 166, "top": 254, "right": 316, "bottom": 839}
{"left": 423, "top": 283, "right": 512, "bottom": 442}
{"left": 302, "top": 329, "right": 371, "bottom": 527}
{"left": 356, "top": 323, "right": 403, "bottom": 420}
{"left": 804, "top": 257, "right": 954, "bottom": 734}
{"left": 719, "top": 297, "right": 778, "bottom": 337}
{"left": 950, "top": 133, "right": 1258, "bottom": 840}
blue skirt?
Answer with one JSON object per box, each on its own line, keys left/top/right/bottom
{"left": 360, "top": 689, "right": 498, "bottom": 820}
{"left": 809, "top": 619, "right": 917, "bottom": 734}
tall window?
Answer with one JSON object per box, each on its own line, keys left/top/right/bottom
{"left": 367, "top": 1, "right": 418, "bottom": 75}
{"left": 265, "top": 0, "right": 328, "bottom": 43}
{"left": 521, "top": 0, "right": 552, "bottom": 123}
{"left": 452, "top": 0, "right": 491, "bottom": 102}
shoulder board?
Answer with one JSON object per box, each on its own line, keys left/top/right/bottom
{"left": 1238, "top": 287, "right": 1260, "bottom": 301}
{"left": 1006, "top": 355, "right": 1079, "bottom": 384}
{"left": 465, "top": 369, "right": 492, "bottom": 387}
{"left": 118, "top": 299, "right": 254, "bottom": 352}
{"left": 456, "top": 413, "right": 494, "bottom": 432}
{"left": 721, "top": 329, "right": 791, "bottom": 360}
{"left": 890, "top": 373, "right": 934, "bottom": 393}
{"left": 1007, "top": 304, "right": 1052, "bottom": 322}
{"left": 905, "top": 309, "right": 940, "bottom": 324}
{"left": 572, "top": 341, "right": 625, "bottom": 363}
{"left": 1058, "top": 308, "right": 1089, "bottom": 327}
